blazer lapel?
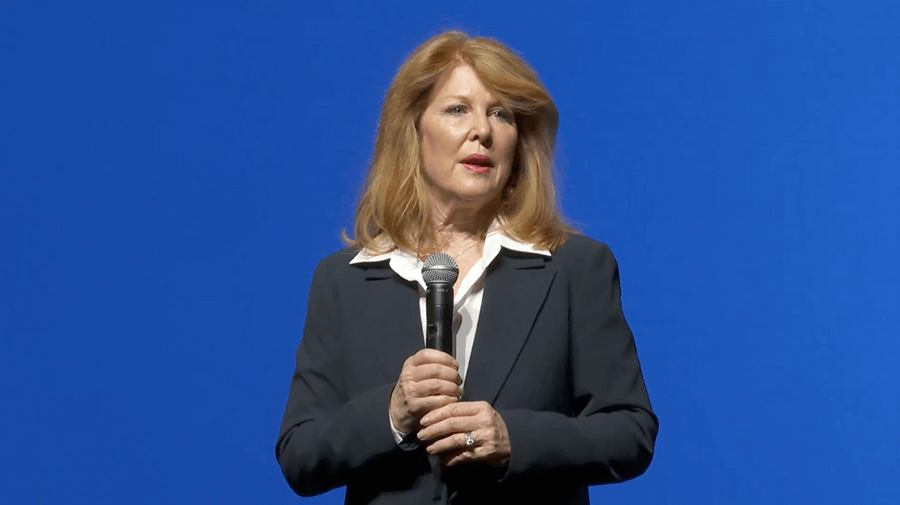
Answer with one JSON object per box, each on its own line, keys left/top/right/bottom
{"left": 463, "top": 252, "right": 555, "bottom": 404}
{"left": 355, "top": 262, "right": 423, "bottom": 382}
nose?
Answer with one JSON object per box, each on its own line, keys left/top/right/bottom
{"left": 469, "top": 113, "right": 493, "bottom": 147}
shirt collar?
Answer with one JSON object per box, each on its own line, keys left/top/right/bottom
{"left": 349, "top": 221, "right": 550, "bottom": 286}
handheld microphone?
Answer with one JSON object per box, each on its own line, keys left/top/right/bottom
{"left": 421, "top": 253, "right": 459, "bottom": 355}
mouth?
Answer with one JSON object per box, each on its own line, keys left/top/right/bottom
{"left": 461, "top": 154, "right": 494, "bottom": 174}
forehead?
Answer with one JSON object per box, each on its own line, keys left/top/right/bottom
{"left": 429, "top": 64, "right": 498, "bottom": 102}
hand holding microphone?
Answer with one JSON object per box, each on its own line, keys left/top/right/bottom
{"left": 389, "top": 254, "right": 462, "bottom": 434}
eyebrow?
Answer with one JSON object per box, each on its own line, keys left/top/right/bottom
{"left": 439, "top": 94, "right": 505, "bottom": 107}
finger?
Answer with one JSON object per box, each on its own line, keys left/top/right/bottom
{"left": 424, "top": 431, "right": 478, "bottom": 456}
{"left": 408, "top": 363, "right": 463, "bottom": 384}
{"left": 419, "top": 401, "right": 484, "bottom": 427}
{"left": 441, "top": 434, "right": 508, "bottom": 468}
{"left": 417, "top": 416, "right": 469, "bottom": 442}
{"left": 441, "top": 448, "right": 478, "bottom": 467}
{"left": 407, "top": 395, "right": 460, "bottom": 415}
{"left": 406, "top": 378, "right": 464, "bottom": 399}
{"left": 407, "top": 349, "right": 459, "bottom": 368}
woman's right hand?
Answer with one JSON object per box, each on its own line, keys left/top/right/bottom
{"left": 389, "top": 349, "right": 463, "bottom": 435}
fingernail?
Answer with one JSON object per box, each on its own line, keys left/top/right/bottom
{"left": 421, "top": 416, "right": 430, "bottom": 425}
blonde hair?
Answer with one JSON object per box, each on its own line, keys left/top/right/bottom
{"left": 345, "top": 31, "right": 572, "bottom": 254}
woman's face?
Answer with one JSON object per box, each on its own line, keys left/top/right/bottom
{"left": 418, "top": 64, "right": 518, "bottom": 215}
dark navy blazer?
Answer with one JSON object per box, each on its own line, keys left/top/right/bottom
{"left": 277, "top": 234, "right": 658, "bottom": 504}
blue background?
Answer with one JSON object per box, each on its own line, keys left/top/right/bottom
{"left": 2, "top": 1, "right": 898, "bottom": 503}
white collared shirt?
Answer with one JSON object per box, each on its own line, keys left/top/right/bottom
{"left": 349, "top": 224, "right": 551, "bottom": 383}
{"left": 349, "top": 224, "right": 551, "bottom": 443}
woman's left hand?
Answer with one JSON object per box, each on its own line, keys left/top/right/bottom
{"left": 416, "top": 401, "right": 511, "bottom": 468}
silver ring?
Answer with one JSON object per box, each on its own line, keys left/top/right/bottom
{"left": 464, "top": 432, "right": 475, "bottom": 447}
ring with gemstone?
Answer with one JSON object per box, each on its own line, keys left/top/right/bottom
{"left": 464, "top": 432, "right": 475, "bottom": 447}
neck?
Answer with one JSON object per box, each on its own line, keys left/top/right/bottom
{"left": 425, "top": 202, "right": 495, "bottom": 254}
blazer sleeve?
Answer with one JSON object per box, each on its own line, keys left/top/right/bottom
{"left": 499, "top": 242, "right": 658, "bottom": 484}
{"left": 275, "top": 256, "right": 401, "bottom": 497}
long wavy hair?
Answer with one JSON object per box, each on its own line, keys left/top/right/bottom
{"left": 345, "top": 31, "right": 572, "bottom": 254}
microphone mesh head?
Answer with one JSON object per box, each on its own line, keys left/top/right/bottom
{"left": 422, "top": 253, "right": 459, "bottom": 285}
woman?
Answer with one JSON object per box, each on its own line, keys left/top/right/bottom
{"left": 277, "top": 31, "right": 657, "bottom": 504}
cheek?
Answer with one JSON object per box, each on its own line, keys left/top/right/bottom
{"left": 419, "top": 132, "right": 443, "bottom": 174}
{"left": 421, "top": 124, "right": 458, "bottom": 167}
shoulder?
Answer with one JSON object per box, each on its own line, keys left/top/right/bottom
{"left": 315, "top": 247, "right": 359, "bottom": 273}
{"left": 308, "top": 247, "right": 366, "bottom": 288}
{"left": 311, "top": 246, "right": 395, "bottom": 283}
{"left": 548, "top": 235, "right": 626, "bottom": 299}
{"left": 551, "top": 233, "right": 616, "bottom": 268}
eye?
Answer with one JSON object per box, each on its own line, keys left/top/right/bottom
{"left": 445, "top": 105, "right": 467, "bottom": 115}
{"left": 491, "top": 108, "right": 514, "bottom": 122}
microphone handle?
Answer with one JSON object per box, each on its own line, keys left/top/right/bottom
{"left": 425, "top": 283, "right": 454, "bottom": 355}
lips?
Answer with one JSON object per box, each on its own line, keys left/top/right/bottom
{"left": 462, "top": 154, "right": 493, "bottom": 166}
{"left": 461, "top": 154, "right": 494, "bottom": 174}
